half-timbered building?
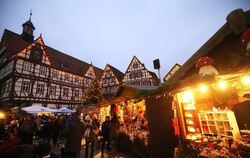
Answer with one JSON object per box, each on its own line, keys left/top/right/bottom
{"left": 122, "top": 56, "right": 159, "bottom": 86}
{"left": 0, "top": 16, "right": 103, "bottom": 108}
{"left": 100, "top": 64, "right": 124, "bottom": 97}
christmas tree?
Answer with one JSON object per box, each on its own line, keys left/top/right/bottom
{"left": 82, "top": 79, "right": 103, "bottom": 105}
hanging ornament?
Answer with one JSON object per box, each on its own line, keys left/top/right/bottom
{"left": 241, "top": 29, "right": 250, "bottom": 51}
{"left": 196, "top": 56, "right": 219, "bottom": 77}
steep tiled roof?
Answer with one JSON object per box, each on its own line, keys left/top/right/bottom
{"left": 0, "top": 29, "right": 30, "bottom": 58}
{"left": 93, "top": 66, "right": 104, "bottom": 80}
{"left": 0, "top": 29, "right": 103, "bottom": 77}
{"left": 149, "top": 71, "right": 159, "bottom": 82}
{"left": 108, "top": 64, "right": 124, "bottom": 82}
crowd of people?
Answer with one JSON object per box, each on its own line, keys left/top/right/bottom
{"left": 0, "top": 112, "right": 120, "bottom": 158}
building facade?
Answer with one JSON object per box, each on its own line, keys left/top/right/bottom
{"left": 122, "top": 56, "right": 159, "bottom": 86}
{"left": 0, "top": 16, "right": 103, "bottom": 109}
{"left": 100, "top": 64, "right": 124, "bottom": 97}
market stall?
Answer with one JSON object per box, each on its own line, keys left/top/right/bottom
{"left": 172, "top": 71, "right": 250, "bottom": 157}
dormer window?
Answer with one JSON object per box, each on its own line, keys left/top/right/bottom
{"left": 133, "top": 64, "right": 138, "bottom": 68}
{"left": 30, "top": 50, "right": 42, "bottom": 63}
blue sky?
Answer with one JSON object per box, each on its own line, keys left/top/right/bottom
{"left": 0, "top": 0, "right": 249, "bottom": 79}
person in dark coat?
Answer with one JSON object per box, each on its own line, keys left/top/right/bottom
{"left": 62, "top": 112, "right": 85, "bottom": 158}
{"left": 110, "top": 114, "right": 120, "bottom": 141}
{"left": 20, "top": 116, "right": 36, "bottom": 144}
{"left": 101, "top": 116, "right": 111, "bottom": 155}
{"left": 0, "top": 142, "right": 51, "bottom": 158}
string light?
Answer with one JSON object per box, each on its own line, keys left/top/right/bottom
{"left": 199, "top": 84, "right": 208, "bottom": 92}
{"left": 218, "top": 80, "right": 228, "bottom": 90}
{"left": 241, "top": 76, "right": 250, "bottom": 85}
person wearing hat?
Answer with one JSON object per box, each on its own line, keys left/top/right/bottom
{"left": 62, "top": 112, "right": 85, "bottom": 158}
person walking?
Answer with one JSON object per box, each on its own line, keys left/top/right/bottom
{"left": 84, "top": 115, "right": 99, "bottom": 158}
{"left": 62, "top": 112, "right": 85, "bottom": 158}
{"left": 101, "top": 116, "right": 111, "bottom": 156}
{"left": 20, "top": 116, "right": 36, "bottom": 144}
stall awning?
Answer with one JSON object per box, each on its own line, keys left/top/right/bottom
{"left": 99, "top": 97, "right": 126, "bottom": 107}
{"left": 22, "top": 104, "right": 57, "bottom": 113}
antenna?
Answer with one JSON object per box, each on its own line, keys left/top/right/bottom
{"left": 29, "top": 9, "right": 32, "bottom": 20}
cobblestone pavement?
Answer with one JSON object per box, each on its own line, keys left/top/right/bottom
{"left": 50, "top": 139, "right": 134, "bottom": 158}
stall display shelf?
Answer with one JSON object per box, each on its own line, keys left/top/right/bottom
{"left": 198, "top": 110, "right": 240, "bottom": 140}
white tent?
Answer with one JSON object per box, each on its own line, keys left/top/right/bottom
{"left": 56, "top": 107, "right": 76, "bottom": 113}
{"left": 22, "top": 104, "right": 57, "bottom": 114}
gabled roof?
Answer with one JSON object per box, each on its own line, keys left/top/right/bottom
{"left": 123, "top": 55, "right": 159, "bottom": 82}
{"left": 0, "top": 29, "right": 30, "bottom": 58}
{"left": 0, "top": 29, "right": 103, "bottom": 77}
{"left": 107, "top": 64, "right": 124, "bottom": 82}
{"left": 169, "top": 9, "right": 250, "bottom": 82}
{"left": 149, "top": 71, "right": 160, "bottom": 82}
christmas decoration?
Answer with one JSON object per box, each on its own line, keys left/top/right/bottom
{"left": 196, "top": 56, "right": 219, "bottom": 77}
{"left": 241, "top": 29, "right": 250, "bottom": 45}
{"left": 82, "top": 79, "right": 103, "bottom": 105}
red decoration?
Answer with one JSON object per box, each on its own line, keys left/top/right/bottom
{"left": 172, "top": 118, "right": 180, "bottom": 136}
{"left": 241, "top": 29, "right": 250, "bottom": 44}
{"left": 196, "top": 56, "right": 214, "bottom": 68}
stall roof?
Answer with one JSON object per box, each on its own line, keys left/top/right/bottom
{"left": 168, "top": 9, "right": 250, "bottom": 83}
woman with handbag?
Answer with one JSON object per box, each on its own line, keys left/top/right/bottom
{"left": 84, "top": 115, "right": 99, "bottom": 158}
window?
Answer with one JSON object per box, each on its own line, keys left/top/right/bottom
{"left": 75, "top": 77, "right": 79, "bottom": 84}
{"left": 21, "top": 81, "right": 30, "bottom": 92}
{"left": 6, "top": 81, "right": 12, "bottom": 92}
{"left": 133, "top": 64, "right": 138, "bottom": 68}
{"left": 105, "top": 73, "right": 111, "bottom": 78}
{"left": 63, "top": 88, "right": 69, "bottom": 97}
{"left": 64, "top": 74, "right": 70, "bottom": 82}
{"left": 37, "top": 84, "right": 44, "bottom": 94}
{"left": 50, "top": 86, "right": 56, "bottom": 95}
{"left": 130, "top": 73, "right": 134, "bottom": 79}
{"left": 74, "top": 89, "right": 79, "bottom": 98}
{"left": 51, "top": 71, "right": 58, "bottom": 79}
{"left": 1, "top": 83, "right": 6, "bottom": 94}
{"left": 30, "top": 50, "right": 42, "bottom": 63}
{"left": 23, "top": 61, "right": 31, "bottom": 71}
{"left": 40, "top": 66, "right": 46, "bottom": 75}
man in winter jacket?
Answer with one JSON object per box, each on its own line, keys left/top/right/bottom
{"left": 101, "top": 116, "right": 111, "bottom": 155}
{"left": 62, "top": 112, "right": 85, "bottom": 158}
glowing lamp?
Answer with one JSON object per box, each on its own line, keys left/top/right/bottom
{"left": 182, "top": 91, "right": 194, "bottom": 103}
{"left": 241, "top": 76, "right": 250, "bottom": 85}
{"left": 0, "top": 112, "right": 5, "bottom": 119}
{"left": 218, "top": 80, "right": 228, "bottom": 89}
{"left": 199, "top": 84, "right": 208, "bottom": 92}
{"left": 186, "top": 135, "right": 192, "bottom": 140}
{"left": 185, "top": 113, "right": 193, "bottom": 118}
{"left": 189, "top": 127, "right": 196, "bottom": 132}
{"left": 191, "top": 135, "right": 197, "bottom": 140}
{"left": 187, "top": 120, "right": 194, "bottom": 125}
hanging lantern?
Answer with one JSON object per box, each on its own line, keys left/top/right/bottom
{"left": 196, "top": 56, "right": 219, "bottom": 77}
